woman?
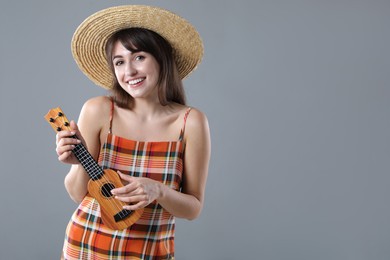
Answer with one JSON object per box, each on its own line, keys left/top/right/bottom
{"left": 55, "top": 5, "right": 210, "bottom": 259}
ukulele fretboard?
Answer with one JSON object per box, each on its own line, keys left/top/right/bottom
{"left": 72, "top": 140, "right": 104, "bottom": 180}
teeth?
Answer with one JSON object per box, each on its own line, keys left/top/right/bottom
{"left": 128, "top": 78, "right": 144, "bottom": 85}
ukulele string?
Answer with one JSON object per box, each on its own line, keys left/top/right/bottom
{"left": 53, "top": 111, "right": 128, "bottom": 217}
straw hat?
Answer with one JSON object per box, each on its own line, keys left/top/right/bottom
{"left": 71, "top": 5, "right": 204, "bottom": 89}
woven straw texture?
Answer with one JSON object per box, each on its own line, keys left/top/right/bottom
{"left": 72, "top": 5, "right": 203, "bottom": 89}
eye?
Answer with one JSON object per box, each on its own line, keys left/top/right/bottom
{"left": 114, "top": 60, "right": 124, "bottom": 66}
{"left": 135, "top": 55, "right": 145, "bottom": 61}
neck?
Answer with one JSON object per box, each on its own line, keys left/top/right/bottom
{"left": 131, "top": 98, "right": 167, "bottom": 120}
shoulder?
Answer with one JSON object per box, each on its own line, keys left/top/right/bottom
{"left": 187, "top": 107, "right": 209, "bottom": 127}
{"left": 83, "top": 96, "right": 111, "bottom": 113}
{"left": 78, "top": 96, "right": 112, "bottom": 131}
{"left": 184, "top": 107, "right": 210, "bottom": 142}
{"left": 81, "top": 96, "right": 112, "bottom": 116}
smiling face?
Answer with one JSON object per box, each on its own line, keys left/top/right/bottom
{"left": 105, "top": 28, "right": 185, "bottom": 108}
{"left": 112, "top": 41, "right": 160, "bottom": 101}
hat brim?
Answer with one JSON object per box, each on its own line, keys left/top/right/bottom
{"left": 72, "top": 5, "right": 203, "bottom": 89}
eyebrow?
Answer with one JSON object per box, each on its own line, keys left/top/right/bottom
{"left": 112, "top": 55, "right": 123, "bottom": 60}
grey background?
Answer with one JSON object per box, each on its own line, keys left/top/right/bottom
{"left": 1, "top": 0, "right": 389, "bottom": 259}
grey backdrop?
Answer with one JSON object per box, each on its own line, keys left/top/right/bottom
{"left": 1, "top": 0, "right": 389, "bottom": 259}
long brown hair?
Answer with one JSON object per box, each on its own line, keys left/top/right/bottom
{"left": 105, "top": 28, "right": 186, "bottom": 108}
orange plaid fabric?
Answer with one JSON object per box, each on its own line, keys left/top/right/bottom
{"left": 62, "top": 106, "right": 191, "bottom": 260}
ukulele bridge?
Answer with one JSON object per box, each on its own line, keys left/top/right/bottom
{"left": 114, "top": 209, "right": 133, "bottom": 222}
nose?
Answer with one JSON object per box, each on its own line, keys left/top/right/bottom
{"left": 125, "top": 61, "right": 137, "bottom": 76}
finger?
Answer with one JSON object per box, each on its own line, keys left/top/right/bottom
{"left": 69, "top": 120, "right": 78, "bottom": 131}
{"left": 56, "top": 144, "right": 76, "bottom": 156}
{"left": 69, "top": 120, "right": 86, "bottom": 142}
{"left": 56, "top": 132, "right": 78, "bottom": 147}
{"left": 111, "top": 183, "right": 138, "bottom": 195}
{"left": 115, "top": 194, "right": 147, "bottom": 204}
{"left": 56, "top": 139, "right": 80, "bottom": 156}
{"left": 58, "top": 151, "right": 73, "bottom": 161}
{"left": 117, "top": 171, "right": 135, "bottom": 182}
{"left": 123, "top": 200, "right": 148, "bottom": 211}
{"left": 56, "top": 130, "right": 77, "bottom": 140}
{"left": 58, "top": 137, "right": 81, "bottom": 147}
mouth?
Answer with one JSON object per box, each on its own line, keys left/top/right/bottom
{"left": 127, "top": 78, "right": 145, "bottom": 86}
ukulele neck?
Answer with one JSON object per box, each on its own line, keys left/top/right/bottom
{"left": 72, "top": 136, "right": 104, "bottom": 180}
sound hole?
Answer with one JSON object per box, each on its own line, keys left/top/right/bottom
{"left": 101, "top": 183, "right": 116, "bottom": 198}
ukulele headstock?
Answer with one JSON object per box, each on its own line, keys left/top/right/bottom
{"left": 44, "top": 107, "right": 72, "bottom": 132}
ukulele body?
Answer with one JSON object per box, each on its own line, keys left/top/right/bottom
{"left": 87, "top": 169, "right": 144, "bottom": 230}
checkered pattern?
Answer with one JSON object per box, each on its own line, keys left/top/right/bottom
{"left": 62, "top": 107, "right": 191, "bottom": 260}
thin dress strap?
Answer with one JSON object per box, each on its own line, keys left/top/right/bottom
{"left": 101, "top": 98, "right": 115, "bottom": 170}
{"left": 179, "top": 107, "right": 192, "bottom": 141}
{"left": 108, "top": 98, "right": 114, "bottom": 134}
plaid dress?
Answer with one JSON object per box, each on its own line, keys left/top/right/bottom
{"left": 62, "top": 105, "right": 191, "bottom": 260}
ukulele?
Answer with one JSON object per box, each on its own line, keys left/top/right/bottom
{"left": 44, "top": 107, "right": 143, "bottom": 230}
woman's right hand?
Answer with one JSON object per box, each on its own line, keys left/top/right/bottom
{"left": 55, "top": 120, "right": 83, "bottom": 165}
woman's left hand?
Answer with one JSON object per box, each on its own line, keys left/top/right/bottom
{"left": 111, "top": 171, "right": 162, "bottom": 210}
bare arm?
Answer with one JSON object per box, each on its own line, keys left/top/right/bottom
{"left": 158, "top": 109, "right": 211, "bottom": 219}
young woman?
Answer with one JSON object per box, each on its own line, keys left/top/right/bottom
{"left": 55, "top": 5, "right": 210, "bottom": 259}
